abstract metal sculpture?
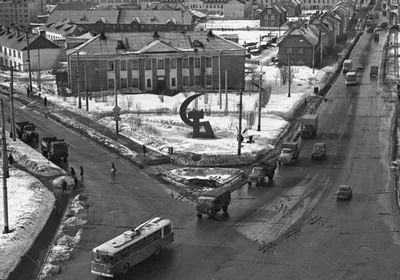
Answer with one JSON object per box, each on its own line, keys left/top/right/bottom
{"left": 179, "top": 93, "right": 215, "bottom": 138}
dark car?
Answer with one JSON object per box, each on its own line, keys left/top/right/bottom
{"left": 336, "top": 185, "right": 353, "bottom": 201}
{"left": 311, "top": 142, "right": 326, "bottom": 160}
{"left": 390, "top": 24, "right": 399, "bottom": 30}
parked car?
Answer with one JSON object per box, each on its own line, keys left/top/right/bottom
{"left": 336, "top": 185, "right": 353, "bottom": 201}
{"left": 357, "top": 64, "right": 364, "bottom": 71}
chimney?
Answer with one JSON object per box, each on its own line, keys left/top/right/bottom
{"left": 40, "top": 30, "right": 46, "bottom": 37}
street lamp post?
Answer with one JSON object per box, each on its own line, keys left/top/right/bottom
{"left": 287, "top": 50, "right": 291, "bottom": 98}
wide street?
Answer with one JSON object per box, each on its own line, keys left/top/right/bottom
{"left": 3, "top": 5, "right": 400, "bottom": 280}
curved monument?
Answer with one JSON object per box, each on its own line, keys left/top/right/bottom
{"left": 179, "top": 93, "right": 215, "bottom": 138}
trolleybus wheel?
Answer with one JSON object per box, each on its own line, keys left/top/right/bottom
{"left": 155, "top": 245, "right": 162, "bottom": 255}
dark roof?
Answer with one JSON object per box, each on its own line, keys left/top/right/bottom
{"left": 54, "top": 1, "right": 87, "bottom": 11}
{"left": 277, "top": 23, "right": 318, "bottom": 46}
{"left": 47, "top": 10, "right": 120, "bottom": 25}
{"left": 37, "top": 19, "right": 84, "bottom": 37}
{"left": 0, "top": 27, "right": 60, "bottom": 51}
{"left": 118, "top": 10, "right": 193, "bottom": 25}
{"left": 68, "top": 31, "right": 245, "bottom": 55}
{"left": 145, "top": 3, "right": 188, "bottom": 11}
{"left": 262, "top": 3, "right": 287, "bottom": 14}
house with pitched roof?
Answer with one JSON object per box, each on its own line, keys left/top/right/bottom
{"left": 278, "top": 0, "right": 301, "bottom": 17}
{"left": 0, "top": 26, "right": 61, "bottom": 71}
{"left": 260, "top": 3, "right": 287, "bottom": 27}
{"left": 331, "top": 4, "right": 351, "bottom": 32}
{"left": 145, "top": 2, "right": 188, "bottom": 11}
{"left": 34, "top": 19, "right": 84, "bottom": 42}
{"left": 47, "top": 9, "right": 194, "bottom": 33}
{"left": 66, "top": 30, "right": 245, "bottom": 95}
{"left": 52, "top": 1, "right": 87, "bottom": 11}
{"left": 277, "top": 22, "right": 320, "bottom": 67}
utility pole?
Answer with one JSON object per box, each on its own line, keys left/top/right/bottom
{"left": 225, "top": 70, "right": 228, "bottom": 114}
{"left": 85, "top": 61, "right": 89, "bottom": 111}
{"left": 257, "top": 75, "right": 262, "bottom": 131}
{"left": 1, "top": 100, "right": 9, "bottom": 234}
{"left": 288, "top": 53, "right": 291, "bottom": 98}
{"left": 37, "top": 49, "right": 41, "bottom": 92}
{"left": 77, "top": 52, "right": 82, "bottom": 109}
{"left": 219, "top": 51, "right": 222, "bottom": 109}
{"left": 114, "top": 73, "right": 119, "bottom": 134}
{"left": 237, "top": 88, "right": 243, "bottom": 156}
{"left": 26, "top": 32, "right": 33, "bottom": 92}
{"left": 320, "top": 31, "right": 323, "bottom": 67}
{"left": 10, "top": 67, "right": 16, "bottom": 141}
{"left": 312, "top": 44, "right": 315, "bottom": 74}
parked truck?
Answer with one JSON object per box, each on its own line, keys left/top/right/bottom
{"left": 301, "top": 114, "right": 318, "bottom": 139}
{"left": 15, "top": 121, "right": 39, "bottom": 142}
{"left": 41, "top": 136, "right": 68, "bottom": 161}
{"left": 196, "top": 187, "right": 231, "bottom": 219}
{"left": 343, "top": 59, "right": 353, "bottom": 73}
{"left": 248, "top": 160, "right": 278, "bottom": 186}
{"left": 370, "top": 65, "right": 379, "bottom": 77}
{"left": 345, "top": 71, "right": 357, "bottom": 86}
{"left": 278, "top": 142, "right": 300, "bottom": 165}
{"left": 374, "top": 33, "right": 379, "bottom": 42}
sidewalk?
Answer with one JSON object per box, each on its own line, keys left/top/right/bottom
{"left": 14, "top": 91, "right": 170, "bottom": 168}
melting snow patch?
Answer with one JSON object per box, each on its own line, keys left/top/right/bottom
{"left": 64, "top": 216, "right": 87, "bottom": 227}
{"left": 69, "top": 194, "right": 89, "bottom": 215}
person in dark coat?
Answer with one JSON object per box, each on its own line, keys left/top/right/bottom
{"left": 142, "top": 144, "right": 147, "bottom": 156}
{"left": 26, "top": 87, "right": 30, "bottom": 96}
{"left": 44, "top": 97, "right": 47, "bottom": 107}
{"left": 53, "top": 200, "right": 58, "bottom": 216}
{"left": 80, "top": 166, "right": 84, "bottom": 177}
{"left": 61, "top": 180, "right": 67, "bottom": 195}
{"left": 70, "top": 167, "right": 76, "bottom": 177}
{"left": 8, "top": 154, "right": 14, "bottom": 165}
{"left": 111, "top": 162, "right": 116, "bottom": 174}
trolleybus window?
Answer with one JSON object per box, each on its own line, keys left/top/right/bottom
{"left": 164, "top": 224, "right": 172, "bottom": 235}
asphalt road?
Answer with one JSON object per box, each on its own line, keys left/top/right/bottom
{"left": 226, "top": 13, "right": 400, "bottom": 280}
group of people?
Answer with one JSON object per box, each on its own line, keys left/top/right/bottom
{"left": 60, "top": 166, "right": 84, "bottom": 195}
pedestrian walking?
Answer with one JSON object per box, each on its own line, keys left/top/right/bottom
{"left": 61, "top": 180, "right": 67, "bottom": 195}
{"left": 73, "top": 176, "right": 79, "bottom": 190}
{"left": 26, "top": 87, "right": 30, "bottom": 96}
{"left": 53, "top": 200, "right": 58, "bottom": 216}
{"left": 44, "top": 97, "right": 47, "bottom": 108}
{"left": 70, "top": 167, "right": 76, "bottom": 177}
{"left": 8, "top": 154, "right": 14, "bottom": 165}
{"left": 142, "top": 144, "right": 147, "bottom": 156}
{"left": 80, "top": 166, "right": 84, "bottom": 177}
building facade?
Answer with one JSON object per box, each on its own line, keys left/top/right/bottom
{"left": 260, "top": 3, "right": 287, "bottom": 27}
{"left": 224, "top": 0, "right": 252, "bottom": 18}
{"left": 0, "top": 27, "right": 61, "bottom": 71}
{"left": 0, "top": 0, "right": 45, "bottom": 29}
{"left": 67, "top": 31, "right": 245, "bottom": 95}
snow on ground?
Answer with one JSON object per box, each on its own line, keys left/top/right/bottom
{"left": 0, "top": 135, "right": 66, "bottom": 279}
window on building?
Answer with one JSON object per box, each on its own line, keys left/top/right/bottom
{"left": 120, "top": 60, "right": 127, "bottom": 71}
{"left": 183, "top": 75, "right": 189, "bottom": 86}
{"left": 9, "top": 49, "right": 11, "bottom": 55}
{"left": 13, "top": 50, "right": 15, "bottom": 57}
{"left": 271, "top": 15, "right": 275, "bottom": 20}
{"left": 108, "top": 78, "right": 114, "bottom": 89}
{"left": 183, "top": 58, "right": 189, "bottom": 68}
{"left": 146, "top": 78, "right": 151, "bottom": 88}
{"left": 195, "top": 75, "right": 200, "bottom": 85}
{"left": 157, "top": 59, "right": 165, "bottom": 69}
{"left": 287, "top": 47, "right": 292, "bottom": 54}
{"left": 205, "top": 57, "right": 212, "bottom": 67}
{"left": 131, "top": 59, "right": 139, "bottom": 70}
{"left": 170, "top": 58, "right": 177, "bottom": 69}
{"left": 194, "top": 57, "right": 201, "bottom": 68}
{"left": 132, "top": 78, "right": 139, "bottom": 87}
{"left": 145, "top": 59, "right": 152, "bottom": 70}
{"left": 121, "top": 78, "right": 127, "bottom": 88}
{"left": 264, "top": 15, "right": 268, "bottom": 20}
{"left": 107, "top": 61, "right": 114, "bottom": 71}
{"left": 206, "top": 75, "right": 212, "bottom": 85}
{"left": 298, "top": 48, "right": 303, "bottom": 54}
{"left": 267, "top": 9, "right": 271, "bottom": 14}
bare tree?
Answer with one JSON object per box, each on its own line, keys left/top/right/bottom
{"left": 278, "top": 65, "right": 297, "bottom": 85}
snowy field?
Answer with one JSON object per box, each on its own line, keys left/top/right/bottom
{"left": 0, "top": 136, "right": 67, "bottom": 279}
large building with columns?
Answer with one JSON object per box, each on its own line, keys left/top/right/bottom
{"left": 67, "top": 30, "right": 245, "bottom": 95}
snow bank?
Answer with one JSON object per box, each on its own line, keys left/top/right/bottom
{"left": 7, "top": 136, "right": 66, "bottom": 176}
{"left": 0, "top": 169, "right": 55, "bottom": 279}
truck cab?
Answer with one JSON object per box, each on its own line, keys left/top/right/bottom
{"left": 374, "top": 33, "right": 379, "bottom": 42}
{"left": 370, "top": 65, "right": 378, "bottom": 77}
{"left": 311, "top": 142, "right": 327, "bottom": 160}
{"left": 278, "top": 142, "right": 300, "bottom": 165}
{"left": 345, "top": 71, "right": 357, "bottom": 86}
{"left": 196, "top": 187, "right": 231, "bottom": 219}
{"left": 248, "top": 161, "right": 277, "bottom": 186}
{"left": 300, "top": 114, "right": 318, "bottom": 139}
